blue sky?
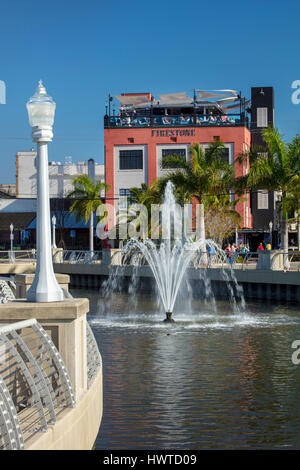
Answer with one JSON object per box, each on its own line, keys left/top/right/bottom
{"left": 1, "top": 0, "right": 300, "bottom": 184}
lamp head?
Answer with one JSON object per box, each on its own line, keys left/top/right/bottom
{"left": 26, "top": 80, "right": 56, "bottom": 128}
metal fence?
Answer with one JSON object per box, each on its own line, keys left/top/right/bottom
{"left": 54, "top": 250, "right": 102, "bottom": 264}
{"left": 86, "top": 322, "right": 102, "bottom": 389}
{"left": 0, "top": 319, "right": 75, "bottom": 450}
{"left": 271, "top": 251, "right": 300, "bottom": 271}
{"left": 105, "top": 113, "right": 249, "bottom": 129}
{"left": 231, "top": 252, "right": 259, "bottom": 270}
{"left": 0, "top": 250, "right": 36, "bottom": 264}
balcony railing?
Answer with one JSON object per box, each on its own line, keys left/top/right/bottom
{"left": 105, "top": 113, "right": 249, "bottom": 129}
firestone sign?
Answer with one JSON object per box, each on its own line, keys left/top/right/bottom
{"left": 151, "top": 128, "right": 195, "bottom": 137}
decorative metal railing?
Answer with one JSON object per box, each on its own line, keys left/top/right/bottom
{"left": 271, "top": 251, "right": 300, "bottom": 271}
{"left": 105, "top": 113, "right": 249, "bottom": 129}
{"left": 0, "top": 279, "right": 16, "bottom": 304}
{"left": 231, "top": 251, "right": 259, "bottom": 270}
{"left": 0, "top": 250, "right": 36, "bottom": 264}
{"left": 0, "top": 319, "right": 75, "bottom": 450}
{"left": 86, "top": 322, "right": 102, "bottom": 389}
{"left": 53, "top": 250, "right": 102, "bottom": 264}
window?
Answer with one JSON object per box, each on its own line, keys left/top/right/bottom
{"left": 257, "top": 107, "right": 268, "bottom": 127}
{"left": 205, "top": 147, "right": 230, "bottom": 164}
{"left": 119, "top": 188, "right": 133, "bottom": 209}
{"left": 219, "top": 148, "right": 230, "bottom": 164}
{"left": 257, "top": 190, "right": 269, "bottom": 209}
{"left": 162, "top": 148, "right": 186, "bottom": 168}
{"left": 119, "top": 150, "right": 143, "bottom": 170}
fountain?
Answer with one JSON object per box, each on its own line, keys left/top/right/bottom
{"left": 117, "top": 181, "right": 241, "bottom": 322}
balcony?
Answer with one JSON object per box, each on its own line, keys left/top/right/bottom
{"left": 104, "top": 113, "right": 249, "bottom": 129}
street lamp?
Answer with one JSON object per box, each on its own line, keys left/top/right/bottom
{"left": 52, "top": 215, "right": 57, "bottom": 249}
{"left": 9, "top": 224, "right": 15, "bottom": 263}
{"left": 26, "top": 80, "right": 63, "bottom": 302}
{"left": 10, "top": 224, "right": 14, "bottom": 251}
{"left": 269, "top": 221, "right": 273, "bottom": 248}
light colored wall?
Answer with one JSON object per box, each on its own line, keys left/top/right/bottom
{"left": 104, "top": 126, "right": 251, "bottom": 229}
{"left": 0, "top": 198, "right": 36, "bottom": 212}
{"left": 156, "top": 143, "right": 190, "bottom": 179}
{"left": 16, "top": 151, "right": 37, "bottom": 198}
{"left": 113, "top": 144, "right": 148, "bottom": 215}
{"left": 16, "top": 152, "right": 105, "bottom": 199}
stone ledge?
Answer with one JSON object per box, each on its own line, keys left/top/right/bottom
{"left": 0, "top": 298, "right": 89, "bottom": 321}
{"left": 15, "top": 273, "right": 70, "bottom": 284}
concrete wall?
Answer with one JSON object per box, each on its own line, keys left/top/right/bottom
{"left": 16, "top": 151, "right": 105, "bottom": 199}
{"left": 0, "top": 289, "right": 103, "bottom": 449}
{"left": 53, "top": 261, "right": 300, "bottom": 302}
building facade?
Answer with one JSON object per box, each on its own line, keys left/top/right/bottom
{"left": 104, "top": 90, "right": 252, "bottom": 239}
{"left": 16, "top": 152, "right": 105, "bottom": 199}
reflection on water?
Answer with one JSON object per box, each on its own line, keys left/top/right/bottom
{"left": 72, "top": 289, "right": 300, "bottom": 449}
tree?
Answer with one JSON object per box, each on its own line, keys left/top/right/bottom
{"left": 118, "top": 182, "right": 161, "bottom": 240}
{"left": 159, "top": 140, "right": 235, "bottom": 240}
{"left": 204, "top": 194, "right": 241, "bottom": 247}
{"left": 241, "top": 128, "right": 300, "bottom": 252}
{"left": 67, "top": 175, "right": 109, "bottom": 251}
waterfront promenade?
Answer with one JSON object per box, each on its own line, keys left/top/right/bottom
{"left": 1, "top": 248, "right": 300, "bottom": 302}
{"left": 0, "top": 273, "right": 102, "bottom": 450}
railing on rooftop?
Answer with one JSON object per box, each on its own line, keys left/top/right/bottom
{"left": 105, "top": 113, "right": 249, "bottom": 129}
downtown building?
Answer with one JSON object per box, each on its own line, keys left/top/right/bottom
{"left": 104, "top": 89, "right": 256, "bottom": 246}
{"left": 0, "top": 153, "right": 105, "bottom": 250}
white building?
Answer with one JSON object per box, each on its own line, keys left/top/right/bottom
{"left": 16, "top": 152, "right": 105, "bottom": 199}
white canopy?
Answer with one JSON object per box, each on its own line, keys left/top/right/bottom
{"left": 196, "top": 90, "right": 227, "bottom": 99}
{"left": 157, "top": 92, "right": 192, "bottom": 105}
{"left": 217, "top": 96, "right": 239, "bottom": 105}
{"left": 115, "top": 94, "right": 151, "bottom": 106}
{"left": 223, "top": 99, "right": 250, "bottom": 111}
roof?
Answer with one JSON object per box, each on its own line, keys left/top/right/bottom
{"left": 0, "top": 190, "right": 15, "bottom": 199}
{"left": 27, "top": 212, "right": 98, "bottom": 229}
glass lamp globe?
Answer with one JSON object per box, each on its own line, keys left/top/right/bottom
{"left": 26, "top": 80, "right": 56, "bottom": 127}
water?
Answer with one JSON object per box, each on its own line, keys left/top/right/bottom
{"left": 106, "top": 180, "right": 244, "bottom": 321}
{"left": 73, "top": 289, "right": 300, "bottom": 450}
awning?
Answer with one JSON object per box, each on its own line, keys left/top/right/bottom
{"left": 157, "top": 92, "right": 193, "bottom": 105}
{"left": 0, "top": 212, "right": 36, "bottom": 230}
{"left": 115, "top": 94, "right": 151, "bottom": 106}
{"left": 217, "top": 96, "right": 239, "bottom": 105}
{"left": 27, "top": 212, "right": 98, "bottom": 229}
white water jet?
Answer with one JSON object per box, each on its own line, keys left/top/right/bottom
{"left": 103, "top": 181, "right": 246, "bottom": 322}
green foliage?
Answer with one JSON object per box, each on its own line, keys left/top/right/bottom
{"left": 67, "top": 175, "right": 109, "bottom": 224}
{"left": 160, "top": 140, "right": 235, "bottom": 204}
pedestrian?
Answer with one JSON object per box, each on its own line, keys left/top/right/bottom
{"left": 225, "top": 244, "right": 233, "bottom": 265}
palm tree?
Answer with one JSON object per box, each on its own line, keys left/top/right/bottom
{"left": 159, "top": 140, "right": 235, "bottom": 240}
{"left": 118, "top": 182, "right": 161, "bottom": 239}
{"left": 242, "top": 128, "right": 300, "bottom": 252}
{"left": 67, "top": 175, "right": 109, "bottom": 252}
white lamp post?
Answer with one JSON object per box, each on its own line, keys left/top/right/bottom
{"left": 9, "top": 224, "right": 15, "bottom": 264}
{"left": 269, "top": 221, "right": 273, "bottom": 248}
{"left": 26, "top": 80, "right": 63, "bottom": 302}
{"left": 9, "top": 224, "right": 14, "bottom": 252}
{"left": 52, "top": 215, "right": 57, "bottom": 249}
